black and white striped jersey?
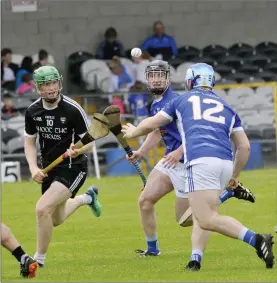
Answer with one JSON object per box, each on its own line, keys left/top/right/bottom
{"left": 24, "top": 95, "right": 89, "bottom": 168}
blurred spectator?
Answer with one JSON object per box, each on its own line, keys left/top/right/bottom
{"left": 107, "top": 57, "right": 134, "bottom": 93}
{"left": 141, "top": 21, "right": 178, "bottom": 60}
{"left": 96, "top": 27, "right": 124, "bottom": 60}
{"left": 32, "top": 49, "right": 49, "bottom": 70}
{"left": 1, "top": 97, "right": 17, "bottom": 120}
{"left": 1, "top": 48, "right": 18, "bottom": 90}
{"left": 131, "top": 51, "right": 152, "bottom": 89}
{"left": 128, "top": 93, "right": 148, "bottom": 118}
{"left": 16, "top": 56, "right": 33, "bottom": 89}
{"left": 128, "top": 92, "right": 149, "bottom": 145}
{"left": 111, "top": 96, "right": 125, "bottom": 114}
{"left": 17, "top": 74, "right": 35, "bottom": 95}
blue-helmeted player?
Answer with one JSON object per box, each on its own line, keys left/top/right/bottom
{"left": 125, "top": 61, "right": 259, "bottom": 270}
{"left": 123, "top": 62, "right": 274, "bottom": 269}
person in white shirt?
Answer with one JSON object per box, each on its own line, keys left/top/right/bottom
{"left": 107, "top": 57, "right": 134, "bottom": 93}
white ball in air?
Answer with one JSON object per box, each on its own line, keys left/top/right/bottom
{"left": 131, "top": 48, "right": 142, "bottom": 58}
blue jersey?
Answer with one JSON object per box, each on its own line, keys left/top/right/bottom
{"left": 161, "top": 88, "right": 243, "bottom": 164}
{"left": 128, "top": 93, "right": 148, "bottom": 117}
{"left": 150, "top": 87, "right": 183, "bottom": 162}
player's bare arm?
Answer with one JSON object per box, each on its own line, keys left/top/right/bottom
{"left": 230, "top": 130, "right": 251, "bottom": 187}
{"left": 127, "top": 129, "right": 162, "bottom": 163}
{"left": 24, "top": 136, "right": 46, "bottom": 183}
{"left": 138, "top": 129, "right": 162, "bottom": 155}
{"left": 122, "top": 114, "right": 170, "bottom": 139}
{"left": 162, "top": 145, "right": 183, "bottom": 169}
{"left": 67, "top": 142, "right": 93, "bottom": 159}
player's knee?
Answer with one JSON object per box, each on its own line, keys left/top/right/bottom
{"left": 197, "top": 214, "right": 217, "bottom": 231}
{"left": 35, "top": 202, "right": 51, "bottom": 218}
{"left": 138, "top": 195, "right": 155, "bottom": 211}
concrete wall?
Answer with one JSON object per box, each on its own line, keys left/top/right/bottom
{"left": 2, "top": 0, "right": 277, "bottom": 71}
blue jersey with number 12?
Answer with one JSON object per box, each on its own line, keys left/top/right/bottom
{"left": 160, "top": 88, "right": 243, "bottom": 164}
{"left": 150, "top": 87, "right": 183, "bottom": 162}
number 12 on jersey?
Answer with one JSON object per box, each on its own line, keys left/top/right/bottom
{"left": 188, "top": 95, "right": 225, "bottom": 124}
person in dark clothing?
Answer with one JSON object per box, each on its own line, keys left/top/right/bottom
{"left": 32, "top": 49, "right": 49, "bottom": 70}
{"left": 16, "top": 56, "right": 33, "bottom": 89}
{"left": 1, "top": 48, "right": 19, "bottom": 90}
{"left": 96, "top": 27, "right": 124, "bottom": 60}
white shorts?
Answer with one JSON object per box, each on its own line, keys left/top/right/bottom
{"left": 154, "top": 158, "right": 188, "bottom": 199}
{"left": 185, "top": 157, "right": 233, "bottom": 193}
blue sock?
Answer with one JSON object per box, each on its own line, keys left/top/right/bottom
{"left": 218, "top": 189, "right": 234, "bottom": 205}
{"left": 146, "top": 235, "right": 159, "bottom": 253}
{"left": 190, "top": 249, "right": 203, "bottom": 263}
{"left": 238, "top": 227, "right": 256, "bottom": 247}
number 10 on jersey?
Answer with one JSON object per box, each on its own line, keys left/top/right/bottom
{"left": 188, "top": 95, "right": 225, "bottom": 124}
{"left": 46, "top": 119, "right": 53, "bottom": 126}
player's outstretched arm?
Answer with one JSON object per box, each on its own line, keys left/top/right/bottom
{"left": 230, "top": 130, "right": 251, "bottom": 184}
{"left": 138, "top": 129, "right": 162, "bottom": 155}
{"left": 122, "top": 114, "right": 170, "bottom": 139}
{"left": 127, "top": 129, "right": 162, "bottom": 163}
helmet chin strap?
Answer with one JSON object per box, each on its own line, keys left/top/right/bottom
{"left": 44, "top": 97, "right": 59, "bottom": 103}
{"left": 150, "top": 87, "right": 165, "bottom": 95}
{"left": 40, "top": 86, "right": 61, "bottom": 104}
{"left": 150, "top": 82, "right": 170, "bottom": 95}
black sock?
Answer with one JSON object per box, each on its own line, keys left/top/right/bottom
{"left": 12, "top": 246, "right": 26, "bottom": 262}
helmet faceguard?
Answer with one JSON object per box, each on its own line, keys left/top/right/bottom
{"left": 33, "top": 66, "right": 63, "bottom": 103}
{"left": 145, "top": 60, "right": 170, "bottom": 95}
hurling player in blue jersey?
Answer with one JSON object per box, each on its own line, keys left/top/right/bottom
{"left": 125, "top": 61, "right": 258, "bottom": 268}
{"left": 123, "top": 62, "right": 274, "bottom": 270}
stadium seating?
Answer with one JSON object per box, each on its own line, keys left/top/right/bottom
{"left": 119, "top": 58, "right": 133, "bottom": 68}
{"left": 32, "top": 53, "right": 55, "bottom": 65}
{"left": 177, "top": 45, "right": 200, "bottom": 61}
{"left": 224, "top": 72, "right": 250, "bottom": 83}
{"left": 67, "top": 51, "right": 94, "bottom": 84}
{"left": 202, "top": 44, "right": 227, "bottom": 60}
{"left": 214, "top": 64, "right": 234, "bottom": 77}
{"left": 194, "top": 56, "right": 216, "bottom": 66}
{"left": 214, "top": 86, "right": 276, "bottom": 140}
{"left": 255, "top": 41, "right": 277, "bottom": 57}
{"left": 246, "top": 53, "right": 269, "bottom": 68}
{"left": 237, "top": 63, "right": 259, "bottom": 75}
{"left": 255, "top": 70, "right": 276, "bottom": 82}
{"left": 167, "top": 57, "right": 185, "bottom": 68}
{"left": 1, "top": 128, "right": 20, "bottom": 144}
{"left": 80, "top": 59, "right": 111, "bottom": 91}
{"left": 228, "top": 43, "right": 254, "bottom": 58}
{"left": 219, "top": 55, "right": 243, "bottom": 69}
{"left": 264, "top": 62, "right": 277, "bottom": 73}
{"left": 65, "top": 41, "right": 277, "bottom": 91}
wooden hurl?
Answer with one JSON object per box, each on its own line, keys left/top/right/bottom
{"left": 103, "top": 105, "right": 147, "bottom": 187}
{"left": 42, "top": 113, "right": 110, "bottom": 174}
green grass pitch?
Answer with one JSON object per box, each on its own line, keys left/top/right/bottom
{"left": 2, "top": 168, "right": 277, "bottom": 282}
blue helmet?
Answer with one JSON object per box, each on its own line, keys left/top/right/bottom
{"left": 185, "top": 63, "right": 215, "bottom": 90}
